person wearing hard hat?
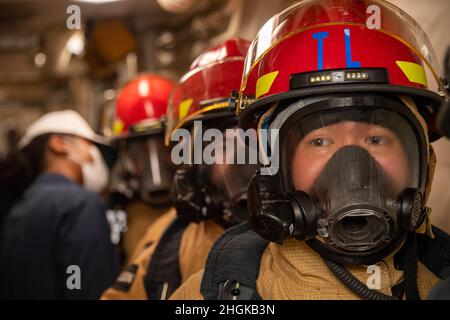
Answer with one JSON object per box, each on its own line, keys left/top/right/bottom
{"left": 171, "top": 0, "right": 450, "bottom": 300}
{"left": 0, "top": 110, "right": 119, "bottom": 299}
{"left": 101, "top": 38, "right": 258, "bottom": 300}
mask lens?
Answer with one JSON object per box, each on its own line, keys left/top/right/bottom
{"left": 278, "top": 99, "right": 425, "bottom": 255}
{"left": 283, "top": 106, "right": 421, "bottom": 195}
{"left": 191, "top": 124, "right": 259, "bottom": 219}
{"left": 122, "top": 135, "right": 175, "bottom": 205}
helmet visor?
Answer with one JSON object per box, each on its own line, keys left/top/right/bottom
{"left": 240, "top": 0, "right": 443, "bottom": 101}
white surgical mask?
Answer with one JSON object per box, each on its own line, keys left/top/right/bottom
{"left": 81, "top": 145, "right": 109, "bottom": 193}
{"left": 67, "top": 141, "right": 109, "bottom": 193}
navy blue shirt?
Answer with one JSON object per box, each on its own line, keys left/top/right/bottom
{"left": 0, "top": 174, "right": 119, "bottom": 299}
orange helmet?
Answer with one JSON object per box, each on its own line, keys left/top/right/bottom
{"left": 114, "top": 74, "right": 174, "bottom": 138}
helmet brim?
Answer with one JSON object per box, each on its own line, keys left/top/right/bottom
{"left": 239, "top": 84, "right": 445, "bottom": 141}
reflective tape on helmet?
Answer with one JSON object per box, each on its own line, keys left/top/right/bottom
{"left": 113, "top": 119, "right": 125, "bottom": 135}
{"left": 396, "top": 61, "right": 427, "bottom": 87}
{"left": 179, "top": 99, "right": 194, "bottom": 120}
{"left": 256, "top": 71, "right": 279, "bottom": 99}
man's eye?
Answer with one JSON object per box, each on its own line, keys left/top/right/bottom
{"left": 308, "top": 137, "right": 332, "bottom": 147}
{"left": 365, "top": 136, "right": 388, "bottom": 145}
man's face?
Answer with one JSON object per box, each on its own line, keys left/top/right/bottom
{"left": 291, "top": 121, "right": 409, "bottom": 193}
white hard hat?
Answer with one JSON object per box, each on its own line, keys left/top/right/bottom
{"left": 19, "top": 109, "right": 108, "bottom": 149}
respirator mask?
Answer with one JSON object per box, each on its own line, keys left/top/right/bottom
{"left": 247, "top": 95, "right": 428, "bottom": 265}
{"left": 120, "top": 135, "right": 175, "bottom": 207}
{"left": 174, "top": 121, "right": 258, "bottom": 226}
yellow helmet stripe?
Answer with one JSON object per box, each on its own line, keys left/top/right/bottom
{"left": 396, "top": 61, "right": 428, "bottom": 87}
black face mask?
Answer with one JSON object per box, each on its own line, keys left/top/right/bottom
{"left": 247, "top": 95, "right": 428, "bottom": 265}
{"left": 173, "top": 162, "right": 257, "bottom": 227}
{"left": 173, "top": 119, "right": 259, "bottom": 226}
{"left": 308, "top": 145, "right": 422, "bottom": 260}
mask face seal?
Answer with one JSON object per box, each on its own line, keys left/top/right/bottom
{"left": 248, "top": 94, "right": 428, "bottom": 264}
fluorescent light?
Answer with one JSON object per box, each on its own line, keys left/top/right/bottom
{"left": 34, "top": 52, "right": 47, "bottom": 68}
{"left": 156, "top": 0, "right": 195, "bottom": 13}
{"left": 103, "top": 89, "right": 116, "bottom": 101}
{"left": 66, "top": 32, "right": 85, "bottom": 56}
{"left": 75, "top": 0, "right": 124, "bottom": 3}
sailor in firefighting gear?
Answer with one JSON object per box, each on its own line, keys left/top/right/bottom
{"left": 0, "top": 110, "right": 118, "bottom": 299}
{"left": 101, "top": 38, "right": 258, "bottom": 300}
{"left": 106, "top": 74, "right": 176, "bottom": 264}
{"left": 171, "top": 0, "right": 450, "bottom": 300}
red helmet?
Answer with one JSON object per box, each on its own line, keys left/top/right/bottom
{"left": 114, "top": 74, "right": 174, "bottom": 138}
{"left": 238, "top": 0, "right": 447, "bottom": 139}
{"left": 167, "top": 38, "right": 257, "bottom": 226}
{"left": 165, "top": 37, "right": 250, "bottom": 144}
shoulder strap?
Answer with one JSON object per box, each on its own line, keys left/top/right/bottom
{"left": 417, "top": 225, "right": 450, "bottom": 278}
{"left": 145, "top": 217, "right": 190, "bottom": 300}
{"left": 200, "top": 222, "right": 269, "bottom": 300}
